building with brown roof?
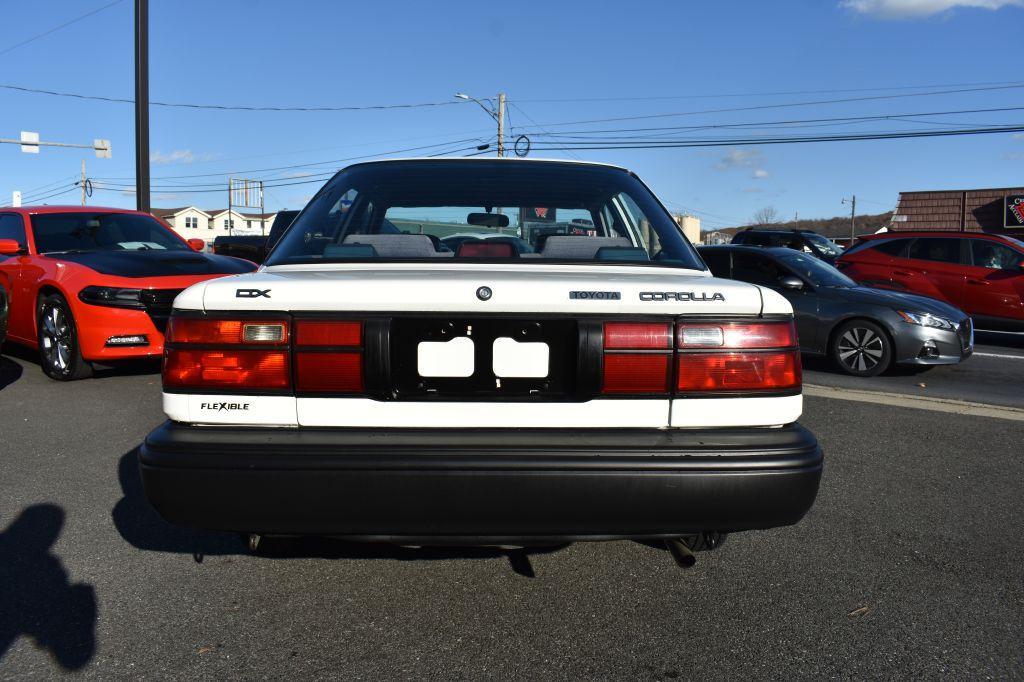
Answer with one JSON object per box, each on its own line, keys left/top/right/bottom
{"left": 891, "top": 187, "right": 1024, "bottom": 233}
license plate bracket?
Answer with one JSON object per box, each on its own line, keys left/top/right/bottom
{"left": 391, "top": 317, "right": 577, "bottom": 400}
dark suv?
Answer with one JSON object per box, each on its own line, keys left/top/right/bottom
{"left": 731, "top": 229, "right": 844, "bottom": 264}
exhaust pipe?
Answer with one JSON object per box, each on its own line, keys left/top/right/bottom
{"left": 665, "top": 537, "right": 696, "bottom": 569}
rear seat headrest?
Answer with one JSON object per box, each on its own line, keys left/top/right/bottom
{"left": 540, "top": 236, "right": 632, "bottom": 259}
{"left": 342, "top": 234, "right": 443, "bottom": 258}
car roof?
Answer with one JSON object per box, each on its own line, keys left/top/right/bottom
{"left": 343, "top": 157, "right": 631, "bottom": 172}
{"left": 861, "top": 230, "right": 1019, "bottom": 241}
{"left": 5, "top": 205, "right": 148, "bottom": 216}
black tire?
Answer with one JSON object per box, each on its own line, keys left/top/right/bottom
{"left": 681, "top": 532, "right": 728, "bottom": 552}
{"left": 37, "top": 293, "right": 93, "bottom": 381}
{"left": 830, "top": 319, "right": 892, "bottom": 377}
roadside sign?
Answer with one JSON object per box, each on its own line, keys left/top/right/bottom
{"left": 20, "top": 131, "right": 39, "bottom": 154}
{"left": 1005, "top": 194, "right": 1024, "bottom": 228}
{"left": 94, "top": 139, "right": 112, "bottom": 158}
{"left": 12, "top": 191, "right": 21, "bottom": 207}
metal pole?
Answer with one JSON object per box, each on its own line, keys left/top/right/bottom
{"left": 228, "top": 178, "right": 232, "bottom": 236}
{"left": 496, "top": 93, "right": 506, "bottom": 158}
{"left": 134, "top": 0, "right": 150, "bottom": 213}
{"left": 850, "top": 195, "right": 856, "bottom": 244}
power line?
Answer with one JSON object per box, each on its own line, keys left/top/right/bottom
{"left": 513, "top": 79, "right": 1024, "bottom": 103}
{"left": 0, "top": 0, "right": 125, "bottom": 58}
{"left": 509, "top": 102, "right": 584, "bottom": 161}
{"left": 519, "top": 123, "right": 1024, "bottom": 150}
{"left": 508, "top": 83, "right": 1024, "bottom": 130}
{"left": 0, "top": 82, "right": 471, "bottom": 113}
{"left": 514, "top": 105, "right": 1024, "bottom": 139}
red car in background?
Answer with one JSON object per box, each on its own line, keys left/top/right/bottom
{"left": 0, "top": 206, "right": 255, "bottom": 380}
{"left": 836, "top": 231, "right": 1024, "bottom": 331}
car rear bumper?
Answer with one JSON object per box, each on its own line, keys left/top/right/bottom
{"left": 139, "top": 421, "right": 823, "bottom": 542}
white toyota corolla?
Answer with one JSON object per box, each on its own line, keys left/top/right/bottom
{"left": 140, "top": 158, "right": 822, "bottom": 560}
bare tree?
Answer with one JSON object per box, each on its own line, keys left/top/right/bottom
{"left": 751, "top": 206, "right": 779, "bottom": 226}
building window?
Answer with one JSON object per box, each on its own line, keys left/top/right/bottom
{"left": 224, "top": 219, "right": 234, "bottom": 229}
{"left": 246, "top": 220, "right": 252, "bottom": 228}
{"left": 184, "top": 216, "right": 198, "bottom": 229}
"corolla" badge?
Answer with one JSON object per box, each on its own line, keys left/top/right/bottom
{"left": 639, "top": 291, "right": 726, "bottom": 302}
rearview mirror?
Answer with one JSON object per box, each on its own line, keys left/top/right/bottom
{"left": 467, "top": 212, "right": 509, "bottom": 228}
{"left": 778, "top": 275, "right": 804, "bottom": 291}
{"left": 187, "top": 238, "right": 206, "bottom": 252}
{"left": 0, "top": 239, "right": 23, "bottom": 255}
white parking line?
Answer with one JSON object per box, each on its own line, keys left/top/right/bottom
{"left": 972, "top": 352, "right": 1024, "bottom": 361}
{"left": 804, "top": 384, "right": 1024, "bottom": 422}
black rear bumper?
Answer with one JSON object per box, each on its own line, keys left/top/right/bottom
{"left": 139, "top": 422, "right": 823, "bottom": 543}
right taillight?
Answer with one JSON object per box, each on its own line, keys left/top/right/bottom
{"left": 675, "top": 321, "right": 800, "bottom": 393}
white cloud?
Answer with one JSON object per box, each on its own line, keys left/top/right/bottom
{"left": 717, "top": 148, "right": 762, "bottom": 170}
{"left": 841, "top": 0, "right": 1024, "bottom": 18}
{"left": 149, "top": 149, "right": 216, "bottom": 165}
{"left": 752, "top": 169, "right": 770, "bottom": 179}
{"left": 1013, "top": 133, "right": 1024, "bottom": 140}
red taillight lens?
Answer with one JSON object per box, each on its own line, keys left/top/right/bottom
{"left": 163, "top": 349, "right": 290, "bottom": 389}
{"left": 167, "top": 318, "right": 288, "bottom": 345}
{"left": 294, "top": 320, "right": 362, "bottom": 347}
{"left": 605, "top": 322, "right": 672, "bottom": 349}
{"left": 677, "top": 351, "right": 801, "bottom": 392}
{"left": 456, "top": 241, "right": 517, "bottom": 258}
{"left": 603, "top": 353, "right": 671, "bottom": 393}
{"left": 602, "top": 322, "right": 673, "bottom": 394}
{"left": 676, "top": 321, "right": 796, "bottom": 349}
{"left": 295, "top": 352, "right": 363, "bottom": 393}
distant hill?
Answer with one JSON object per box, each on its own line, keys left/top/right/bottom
{"left": 708, "top": 212, "right": 893, "bottom": 239}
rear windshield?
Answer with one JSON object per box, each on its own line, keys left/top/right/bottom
{"left": 266, "top": 161, "right": 704, "bottom": 270}
{"left": 31, "top": 212, "right": 188, "bottom": 254}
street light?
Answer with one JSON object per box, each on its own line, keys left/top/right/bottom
{"left": 455, "top": 92, "right": 506, "bottom": 157}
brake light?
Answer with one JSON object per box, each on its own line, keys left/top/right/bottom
{"left": 164, "top": 349, "right": 290, "bottom": 389}
{"left": 600, "top": 320, "right": 800, "bottom": 396}
{"left": 294, "top": 320, "right": 364, "bottom": 393}
{"left": 676, "top": 352, "right": 801, "bottom": 392}
{"left": 676, "top": 320, "right": 800, "bottom": 393}
{"left": 601, "top": 323, "right": 672, "bottom": 394}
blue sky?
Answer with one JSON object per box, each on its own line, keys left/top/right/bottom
{"left": 2, "top": 0, "right": 1023, "bottom": 229}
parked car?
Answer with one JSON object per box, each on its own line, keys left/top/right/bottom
{"left": 698, "top": 245, "right": 973, "bottom": 376}
{"left": 139, "top": 158, "right": 822, "bottom": 558}
{"left": 0, "top": 206, "right": 256, "bottom": 380}
{"left": 836, "top": 231, "right": 1024, "bottom": 332}
{"left": 211, "top": 210, "right": 299, "bottom": 263}
{"left": 0, "top": 271, "right": 8, "bottom": 349}
{"left": 731, "top": 228, "right": 844, "bottom": 263}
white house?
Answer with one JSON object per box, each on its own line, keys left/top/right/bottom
{"left": 153, "top": 206, "right": 277, "bottom": 242}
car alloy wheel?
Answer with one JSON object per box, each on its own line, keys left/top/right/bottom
{"left": 832, "top": 320, "right": 890, "bottom": 377}
{"left": 37, "top": 294, "right": 93, "bottom": 381}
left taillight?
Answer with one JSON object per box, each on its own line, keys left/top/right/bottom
{"left": 293, "top": 321, "right": 364, "bottom": 393}
{"left": 601, "top": 322, "right": 673, "bottom": 395}
{"left": 163, "top": 317, "right": 291, "bottom": 390}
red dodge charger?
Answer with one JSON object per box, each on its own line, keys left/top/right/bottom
{"left": 0, "top": 206, "right": 256, "bottom": 380}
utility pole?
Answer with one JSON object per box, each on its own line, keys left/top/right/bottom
{"left": 496, "top": 93, "right": 506, "bottom": 158}
{"left": 134, "top": 0, "right": 150, "bottom": 213}
{"left": 843, "top": 195, "right": 857, "bottom": 246}
{"left": 454, "top": 92, "right": 506, "bottom": 157}
{"left": 81, "top": 160, "right": 87, "bottom": 206}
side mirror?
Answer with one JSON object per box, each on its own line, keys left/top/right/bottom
{"left": 187, "top": 238, "right": 206, "bottom": 252}
{"left": 778, "top": 275, "right": 805, "bottom": 291}
{"left": 0, "top": 239, "right": 23, "bottom": 255}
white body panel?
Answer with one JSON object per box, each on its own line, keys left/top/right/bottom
{"left": 166, "top": 262, "right": 801, "bottom": 430}
{"left": 173, "top": 263, "right": 765, "bottom": 316}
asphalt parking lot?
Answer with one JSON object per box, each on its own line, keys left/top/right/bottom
{"left": 1, "top": 337, "right": 1022, "bottom": 679}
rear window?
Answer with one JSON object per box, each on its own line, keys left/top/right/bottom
{"left": 971, "top": 240, "right": 1023, "bottom": 270}
{"left": 266, "top": 161, "right": 704, "bottom": 270}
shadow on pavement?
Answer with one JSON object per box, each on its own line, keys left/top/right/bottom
{"left": 0, "top": 342, "right": 160, "bottom": 380}
{"left": 0, "top": 355, "right": 23, "bottom": 391}
{"left": 111, "top": 449, "right": 566, "bottom": 577}
{"left": 0, "top": 504, "right": 97, "bottom": 670}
